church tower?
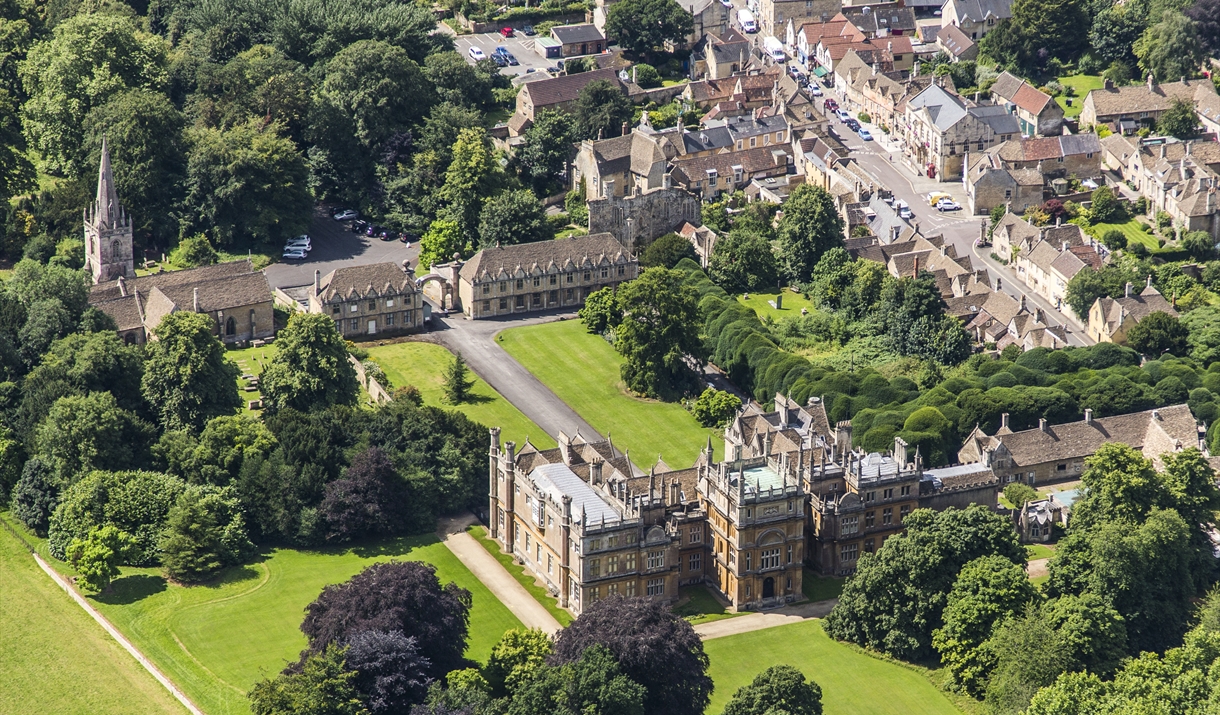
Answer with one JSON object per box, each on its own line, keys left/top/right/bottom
{"left": 84, "top": 138, "right": 134, "bottom": 284}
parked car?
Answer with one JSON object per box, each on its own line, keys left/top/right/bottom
{"left": 807, "top": 84, "right": 823, "bottom": 96}
{"left": 845, "top": 118, "right": 860, "bottom": 131}
{"left": 896, "top": 200, "right": 912, "bottom": 219}
{"left": 329, "top": 206, "right": 348, "bottom": 217}
{"left": 282, "top": 248, "right": 307, "bottom": 260}
{"left": 379, "top": 230, "right": 398, "bottom": 241}
{"left": 504, "top": 53, "right": 519, "bottom": 65}
{"left": 927, "top": 192, "right": 952, "bottom": 206}
{"left": 334, "top": 209, "right": 358, "bottom": 221}
{"left": 720, "top": 0, "right": 733, "bottom": 6}
{"left": 787, "top": 65, "right": 802, "bottom": 79}
{"left": 490, "top": 53, "right": 506, "bottom": 66}
{"left": 366, "top": 224, "right": 385, "bottom": 237}
{"left": 836, "top": 109, "right": 851, "bottom": 122}
{"left": 824, "top": 99, "right": 839, "bottom": 112}
{"left": 523, "top": 24, "right": 536, "bottom": 35}
{"left": 936, "top": 198, "right": 962, "bottom": 212}
{"left": 286, "top": 234, "right": 311, "bottom": 250}
{"left": 468, "top": 46, "right": 486, "bottom": 61}
{"left": 858, "top": 128, "right": 873, "bottom": 141}
{"left": 352, "top": 219, "right": 369, "bottom": 234}
{"left": 399, "top": 232, "right": 417, "bottom": 244}
{"left": 499, "top": 26, "right": 514, "bottom": 37}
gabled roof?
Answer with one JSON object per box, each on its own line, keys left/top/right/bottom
{"left": 89, "top": 260, "right": 272, "bottom": 333}
{"left": 841, "top": 3, "right": 916, "bottom": 34}
{"left": 908, "top": 83, "right": 968, "bottom": 131}
{"left": 317, "top": 262, "right": 416, "bottom": 303}
{"left": 459, "top": 233, "right": 634, "bottom": 284}
{"left": 551, "top": 24, "right": 606, "bottom": 44}
{"left": 936, "top": 23, "right": 976, "bottom": 58}
{"left": 1086, "top": 78, "right": 1220, "bottom": 119}
{"left": 520, "top": 68, "right": 621, "bottom": 109}
{"left": 990, "top": 72, "right": 1055, "bottom": 116}
{"left": 945, "top": 0, "right": 1013, "bottom": 23}
{"left": 969, "top": 105, "right": 1021, "bottom": 135}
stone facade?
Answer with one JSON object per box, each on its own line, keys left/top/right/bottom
{"left": 84, "top": 139, "right": 135, "bottom": 284}
{"left": 757, "top": 0, "right": 842, "bottom": 45}
{"left": 308, "top": 263, "right": 423, "bottom": 339}
{"left": 458, "top": 233, "right": 638, "bottom": 319}
{"left": 588, "top": 185, "right": 703, "bottom": 250}
{"left": 1087, "top": 279, "right": 1178, "bottom": 344}
{"left": 901, "top": 82, "right": 1019, "bottom": 181}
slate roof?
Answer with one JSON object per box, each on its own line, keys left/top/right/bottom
{"left": 990, "top": 71, "right": 1055, "bottom": 115}
{"left": 90, "top": 260, "right": 272, "bottom": 334}
{"left": 670, "top": 145, "right": 791, "bottom": 185}
{"left": 552, "top": 24, "right": 606, "bottom": 44}
{"left": 460, "top": 233, "right": 634, "bottom": 284}
{"left": 975, "top": 403, "right": 1199, "bottom": 468}
{"left": 1094, "top": 283, "right": 1178, "bottom": 334}
{"left": 936, "top": 24, "right": 976, "bottom": 59}
{"left": 841, "top": 3, "right": 916, "bottom": 35}
{"left": 945, "top": 0, "right": 1013, "bottom": 23}
{"left": 969, "top": 105, "right": 1021, "bottom": 135}
{"left": 685, "top": 68, "right": 782, "bottom": 105}
{"left": 316, "top": 262, "right": 416, "bottom": 303}
{"left": 995, "top": 134, "right": 1102, "bottom": 162}
{"left": 1085, "top": 78, "right": 1220, "bottom": 119}
{"left": 908, "top": 84, "right": 968, "bottom": 131}
{"left": 520, "top": 68, "right": 621, "bottom": 109}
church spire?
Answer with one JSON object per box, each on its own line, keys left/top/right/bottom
{"left": 94, "top": 137, "right": 122, "bottom": 230}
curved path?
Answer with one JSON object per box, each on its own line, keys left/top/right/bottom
{"left": 419, "top": 309, "right": 601, "bottom": 441}
{"left": 693, "top": 599, "right": 838, "bottom": 640}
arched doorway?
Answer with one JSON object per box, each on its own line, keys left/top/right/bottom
{"left": 225, "top": 316, "right": 236, "bottom": 336}
{"left": 417, "top": 274, "right": 455, "bottom": 311}
{"left": 763, "top": 577, "right": 775, "bottom": 599}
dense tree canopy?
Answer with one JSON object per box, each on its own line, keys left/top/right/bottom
{"left": 142, "top": 312, "right": 241, "bottom": 433}
{"left": 550, "top": 596, "right": 712, "bottom": 715}
{"left": 722, "top": 665, "right": 822, "bottom": 715}
{"left": 776, "top": 185, "right": 844, "bottom": 283}
{"left": 614, "top": 267, "right": 707, "bottom": 399}
{"left": 260, "top": 313, "right": 359, "bottom": 413}
{"left": 605, "top": 0, "right": 694, "bottom": 59}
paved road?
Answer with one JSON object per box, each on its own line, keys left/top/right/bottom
{"left": 419, "top": 309, "right": 603, "bottom": 442}
{"left": 694, "top": 598, "right": 838, "bottom": 640}
{"left": 809, "top": 88, "right": 1093, "bottom": 346}
{"left": 264, "top": 208, "right": 418, "bottom": 290}
{"left": 438, "top": 513, "right": 563, "bottom": 634}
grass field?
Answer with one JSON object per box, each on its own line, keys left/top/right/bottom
{"left": 704, "top": 620, "right": 962, "bottom": 715}
{"left": 498, "top": 319, "right": 722, "bottom": 468}
{"left": 369, "top": 341, "right": 555, "bottom": 450}
{"left": 802, "top": 570, "right": 845, "bottom": 602}
{"left": 1026, "top": 543, "right": 1056, "bottom": 560}
{"left": 0, "top": 520, "right": 190, "bottom": 715}
{"left": 738, "top": 290, "right": 817, "bottom": 321}
{"left": 5, "top": 521, "right": 522, "bottom": 715}
{"left": 1055, "top": 74, "right": 1104, "bottom": 119}
{"left": 673, "top": 585, "right": 742, "bottom": 625}
{"left": 467, "top": 525, "right": 573, "bottom": 626}
{"left": 1088, "top": 218, "right": 1158, "bottom": 249}
{"left": 226, "top": 344, "right": 274, "bottom": 415}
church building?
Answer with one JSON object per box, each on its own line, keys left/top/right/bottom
{"left": 85, "top": 142, "right": 275, "bottom": 345}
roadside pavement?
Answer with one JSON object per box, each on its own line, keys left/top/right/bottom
{"left": 437, "top": 513, "right": 563, "bottom": 635}
{"left": 418, "top": 309, "right": 601, "bottom": 441}
{"left": 694, "top": 598, "right": 838, "bottom": 640}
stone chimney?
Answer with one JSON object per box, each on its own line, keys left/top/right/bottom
{"left": 621, "top": 121, "right": 629, "bottom": 136}
{"left": 1103, "top": 77, "right": 1114, "bottom": 90}
{"left": 314, "top": 269, "right": 321, "bottom": 295}
{"left": 912, "top": 255, "right": 919, "bottom": 277}
{"left": 670, "top": 480, "right": 680, "bottom": 505}
{"left": 1147, "top": 73, "right": 1155, "bottom": 92}
{"left": 193, "top": 287, "right": 200, "bottom": 312}
{"left": 591, "top": 458, "right": 603, "bottom": 485}
{"left": 1000, "top": 412, "right": 1010, "bottom": 431}
{"left": 1147, "top": 274, "right": 1153, "bottom": 289}
{"left": 1125, "top": 281, "right": 1133, "bottom": 298}
{"left": 117, "top": 275, "right": 126, "bottom": 297}
{"left": 1039, "top": 418, "right": 1048, "bottom": 432}
{"left": 1084, "top": 408, "right": 1093, "bottom": 424}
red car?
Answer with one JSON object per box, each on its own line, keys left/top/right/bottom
{"left": 825, "top": 99, "right": 839, "bottom": 112}
{"left": 499, "top": 26, "right": 515, "bottom": 37}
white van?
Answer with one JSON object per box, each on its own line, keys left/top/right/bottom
{"left": 738, "top": 8, "right": 757, "bottom": 33}
{"left": 763, "top": 36, "right": 786, "bottom": 62}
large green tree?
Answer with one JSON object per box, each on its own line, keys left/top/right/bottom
{"left": 1134, "top": 11, "right": 1204, "bottom": 82}
{"left": 507, "top": 645, "right": 646, "bottom": 715}
{"left": 824, "top": 505, "right": 1026, "bottom": 660}
{"left": 614, "top": 267, "right": 707, "bottom": 399}
{"left": 82, "top": 89, "right": 187, "bottom": 246}
{"left": 1126, "top": 310, "right": 1188, "bottom": 356}
{"left": 605, "top": 0, "right": 694, "bottom": 60}
{"left": 19, "top": 12, "right": 169, "bottom": 174}
{"left": 189, "top": 44, "right": 313, "bottom": 141}
{"left": 932, "top": 555, "right": 1039, "bottom": 694}
{"left": 142, "top": 311, "right": 242, "bottom": 433}
{"left": 1156, "top": 97, "right": 1199, "bottom": 139}
{"left": 776, "top": 184, "right": 844, "bottom": 284}
{"left": 260, "top": 313, "right": 359, "bottom": 413}
{"left": 182, "top": 119, "right": 312, "bottom": 248}
{"left": 477, "top": 189, "right": 549, "bottom": 248}
{"left": 35, "top": 392, "right": 152, "bottom": 487}
{"left": 160, "top": 484, "right": 253, "bottom": 582}
{"left": 574, "top": 79, "right": 633, "bottom": 141}
{"left": 708, "top": 230, "right": 778, "bottom": 292}
{"left": 516, "top": 110, "right": 574, "bottom": 193}
{"left": 722, "top": 665, "right": 822, "bottom": 715}
{"left": 436, "top": 126, "right": 501, "bottom": 242}
{"left": 248, "top": 643, "right": 367, "bottom": 715}
{"left": 484, "top": 628, "right": 553, "bottom": 697}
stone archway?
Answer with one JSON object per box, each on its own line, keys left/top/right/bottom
{"left": 417, "top": 274, "right": 456, "bottom": 311}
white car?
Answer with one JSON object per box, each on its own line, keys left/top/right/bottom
{"left": 720, "top": 0, "right": 732, "bottom": 6}
{"left": 333, "top": 209, "right": 358, "bottom": 221}
{"left": 282, "top": 249, "right": 307, "bottom": 260}
{"left": 936, "top": 198, "right": 962, "bottom": 212}
{"left": 468, "top": 46, "right": 486, "bottom": 61}
{"left": 808, "top": 85, "right": 823, "bottom": 96}
{"left": 836, "top": 109, "right": 851, "bottom": 122}
{"left": 858, "top": 128, "right": 873, "bottom": 141}
{"left": 286, "top": 239, "right": 311, "bottom": 252}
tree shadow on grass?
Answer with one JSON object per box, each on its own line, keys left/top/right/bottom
{"left": 95, "top": 574, "right": 168, "bottom": 605}
{"left": 348, "top": 533, "right": 440, "bottom": 559}
{"left": 456, "top": 392, "right": 494, "bottom": 405}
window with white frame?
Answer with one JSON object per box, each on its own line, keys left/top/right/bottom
{"left": 841, "top": 543, "right": 858, "bottom": 562}
{"left": 689, "top": 526, "right": 702, "bottom": 543}
{"left": 689, "top": 552, "right": 701, "bottom": 571}
{"left": 646, "top": 578, "right": 664, "bottom": 596}
{"left": 761, "top": 548, "right": 781, "bottom": 569}
{"left": 647, "top": 550, "right": 664, "bottom": 569}
{"left": 842, "top": 516, "right": 859, "bottom": 535}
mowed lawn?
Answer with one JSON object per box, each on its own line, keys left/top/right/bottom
{"left": 737, "top": 290, "right": 817, "bottom": 320}
{"left": 498, "top": 319, "right": 722, "bottom": 467}
{"left": 225, "top": 344, "right": 275, "bottom": 415}
{"left": 12, "top": 526, "right": 521, "bottom": 715}
{"left": 704, "top": 620, "right": 961, "bottom": 715}
{"left": 0, "top": 521, "right": 188, "bottom": 715}
{"left": 1088, "top": 218, "right": 1158, "bottom": 249}
{"left": 1055, "top": 74, "right": 1104, "bottom": 118}
{"left": 368, "top": 341, "right": 555, "bottom": 449}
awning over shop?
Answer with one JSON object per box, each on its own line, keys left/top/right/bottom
{"left": 812, "top": 66, "right": 828, "bottom": 77}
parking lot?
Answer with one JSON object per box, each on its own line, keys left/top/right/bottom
{"left": 263, "top": 207, "right": 418, "bottom": 290}
{"left": 453, "top": 32, "right": 557, "bottom": 77}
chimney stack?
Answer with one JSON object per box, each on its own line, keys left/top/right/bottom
{"left": 193, "top": 287, "right": 200, "bottom": 312}
{"left": 1084, "top": 408, "right": 1093, "bottom": 424}
{"left": 621, "top": 121, "right": 629, "bottom": 136}
{"left": 314, "top": 269, "right": 321, "bottom": 295}
{"left": 117, "top": 275, "right": 126, "bottom": 297}
{"left": 1000, "top": 412, "right": 1009, "bottom": 431}
{"left": 1147, "top": 274, "right": 1153, "bottom": 289}
{"left": 1125, "top": 281, "right": 1133, "bottom": 298}
{"left": 1147, "top": 73, "right": 1155, "bottom": 92}
{"left": 1039, "top": 418, "right": 1048, "bottom": 432}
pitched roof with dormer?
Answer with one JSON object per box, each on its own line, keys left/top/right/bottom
{"left": 317, "top": 262, "right": 417, "bottom": 303}
{"left": 459, "top": 233, "right": 635, "bottom": 285}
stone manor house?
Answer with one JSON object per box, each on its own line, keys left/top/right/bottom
{"left": 487, "top": 394, "right": 998, "bottom": 615}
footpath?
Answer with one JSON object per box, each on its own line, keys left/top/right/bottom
{"left": 693, "top": 598, "right": 838, "bottom": 640}
{"left": 437, "top": 513, "right": 563, "bottom": 634}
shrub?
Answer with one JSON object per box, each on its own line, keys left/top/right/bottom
{"left": 1100, "top": 229, "right": 1127, "bottom": 250}
{"left": 632, "top": 63, "right": 661, "bottom": 88}
{"left": 689, "top": 388, "right": 742, "bottom": 427}
{"left": 858, "top": 112, "right": 871, "bottom": 123}
{"left": 1003, "top": 482, "right": 1038, "bottom": 508}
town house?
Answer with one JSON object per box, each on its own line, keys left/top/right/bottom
{"left": 988, "top": 72, "right": 1064, "bottom": 137}
{"left": 901, "top": 82, "right": 1019, "bottom": 181}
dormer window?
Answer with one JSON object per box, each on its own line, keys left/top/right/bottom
{"left": 368, "top": 301, "right": 376, "bottom": 311}
{"left": 386, "top": 298, "right": 395, "bottom": 307}
{"left": 350, "top": 304, "right": 358, "bottom": 312}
